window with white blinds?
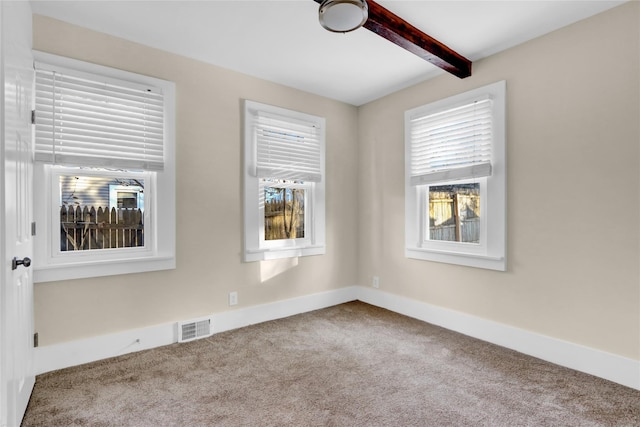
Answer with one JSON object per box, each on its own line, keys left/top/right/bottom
{"left": 243, "top": 100, "right": 326, "bottom": 262}
{"left": 408, "top": 97, "right": 493, "bottom": 186}
{"left": 32, "top": 52, "right": 176, "bottom": 283}
{"left": 34, "top": 62, "right": 165, "bottom": 171}
{"left": 404, "top": 81, "right": 506, "bottom": 271}
{"left": 252, "top": 111, "right": 323, "bottom": 183}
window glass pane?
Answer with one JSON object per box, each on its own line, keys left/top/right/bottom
{"left": 428, "top": 183, "right": 480, "bottom": 243}
{"left": 117, "top": 192, "right": 138, "bottom": 209}
{"left": 59, "top": 175, "right": 145, "bottom": 251}
{"left": 264, "top": 184, "right": 305, "bottom": 241}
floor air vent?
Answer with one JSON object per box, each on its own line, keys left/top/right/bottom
{"left": 178, "top": 317, "right": 212, "bottom": 343}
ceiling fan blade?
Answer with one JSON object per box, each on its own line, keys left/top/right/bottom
{"left": 314, "top": 0, "right": 472, "bottom": 79}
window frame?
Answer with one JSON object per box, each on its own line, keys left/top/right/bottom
{"left": 405, "top": 81, "right": 506, "bottom": 271}
{"left": 32, "top": 51, "right": 176, "bottom": 283}
{"left": 109, "top": 184, "right": 144, "bottom": 211}
{"left": 243, "top": 100, "right": 326, "bottom": 262}
{"left": 260, "top": 180, "right": 312, "bottom": 249}
{"left": 421, "top": 178, "right": 488, "bottom": 254}
{"left": 49, "top": 166, "right": 153, "bottom": 258}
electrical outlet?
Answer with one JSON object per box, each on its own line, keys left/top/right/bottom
{"left": 372, "top": 276, "right": 380, "bottom": 288}
{"left": 229, "top": 291, "right": 238, "bottom": 306}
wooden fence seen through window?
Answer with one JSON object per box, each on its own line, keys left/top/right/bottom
{"left": 60, "top": 205, "right": 144, "bottom": 251}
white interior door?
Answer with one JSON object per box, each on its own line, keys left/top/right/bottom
{"left": 1, "top": 1, "right": 35, "bottom": 426}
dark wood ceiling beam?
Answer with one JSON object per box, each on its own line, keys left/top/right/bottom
{"left": 313, "top": 0, "right": 472, "bottom": 79}
{"left": 364, "top": 0, "right": 471, "bottom": 78}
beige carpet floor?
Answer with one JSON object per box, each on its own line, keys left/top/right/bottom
{"left": 22, "top": 302, "right": 639, "bottom": 426}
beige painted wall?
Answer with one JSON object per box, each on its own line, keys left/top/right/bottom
{"left": 32, "top": 15, "right": 360, "bottom": 345}
{"left": 33, "top": 2, "right": 639, "bottom": 362}
{"left": 358, "top": 2, "right": 639, "bottom": 359}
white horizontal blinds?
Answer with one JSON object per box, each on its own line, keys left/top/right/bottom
{"left": 410, "top": 97, "right": 493, "bottom": 185}
{"left": 35, "top": 65, "right": 164, "bottom": 171}
{"left": 254, "top": 111, "right": 322, "bottom": 182}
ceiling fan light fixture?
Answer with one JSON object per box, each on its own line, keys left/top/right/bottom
{"left": 319, "top": 0, "right": 368, "bottom": 33}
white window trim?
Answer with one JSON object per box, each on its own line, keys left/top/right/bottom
{"left": 405, "top": 81, "right": 506, "bottom": 271}
{"left": 243, "top": 100, "right": 326, "bottom": 262}
{"left": 32, "top": 51, "right": 176, "bottom": 282}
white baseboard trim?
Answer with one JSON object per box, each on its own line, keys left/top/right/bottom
{"left": 35, "top": 286, "right": 359, "bottom": 375}
{"left": 212, "top": 286, "right": 358, "bottom": 334}
{"left": 34, "top": 321, "right": 176, "bottom": 375}
{"left": 357, "top": 287, "right": 640, "bottom": 390}
{"left": 35, "top": 285, "right": 639, "bottom": 391}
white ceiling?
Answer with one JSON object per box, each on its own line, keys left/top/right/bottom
{"left": 30, "top": 0, "right": 627, "bottom": 106}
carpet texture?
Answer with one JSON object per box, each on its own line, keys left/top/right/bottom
{"left": 22, "top": 302, "right": 639, "bottom": 426}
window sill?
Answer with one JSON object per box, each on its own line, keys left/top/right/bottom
{"left": 34, "top": 255, "right": 175, "bottom": 283}
{"left": 406, "top": 247, "right": 505, "bottom": 271}
{"left": 244, "top": 245, "right": 325, "bottom": 262}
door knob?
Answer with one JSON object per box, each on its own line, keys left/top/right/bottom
{"left": 12, "top": 257, "right": 31, "bottom": 270}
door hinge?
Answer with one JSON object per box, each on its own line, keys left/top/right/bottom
{"left": 31, "top": 221, "right": 36, "bottom": 236}
{"left": 34, "top": 332, "right": 39, "bottom": 348}
{"left": 31, "top": 110, "right": 35, "bottom": 125}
